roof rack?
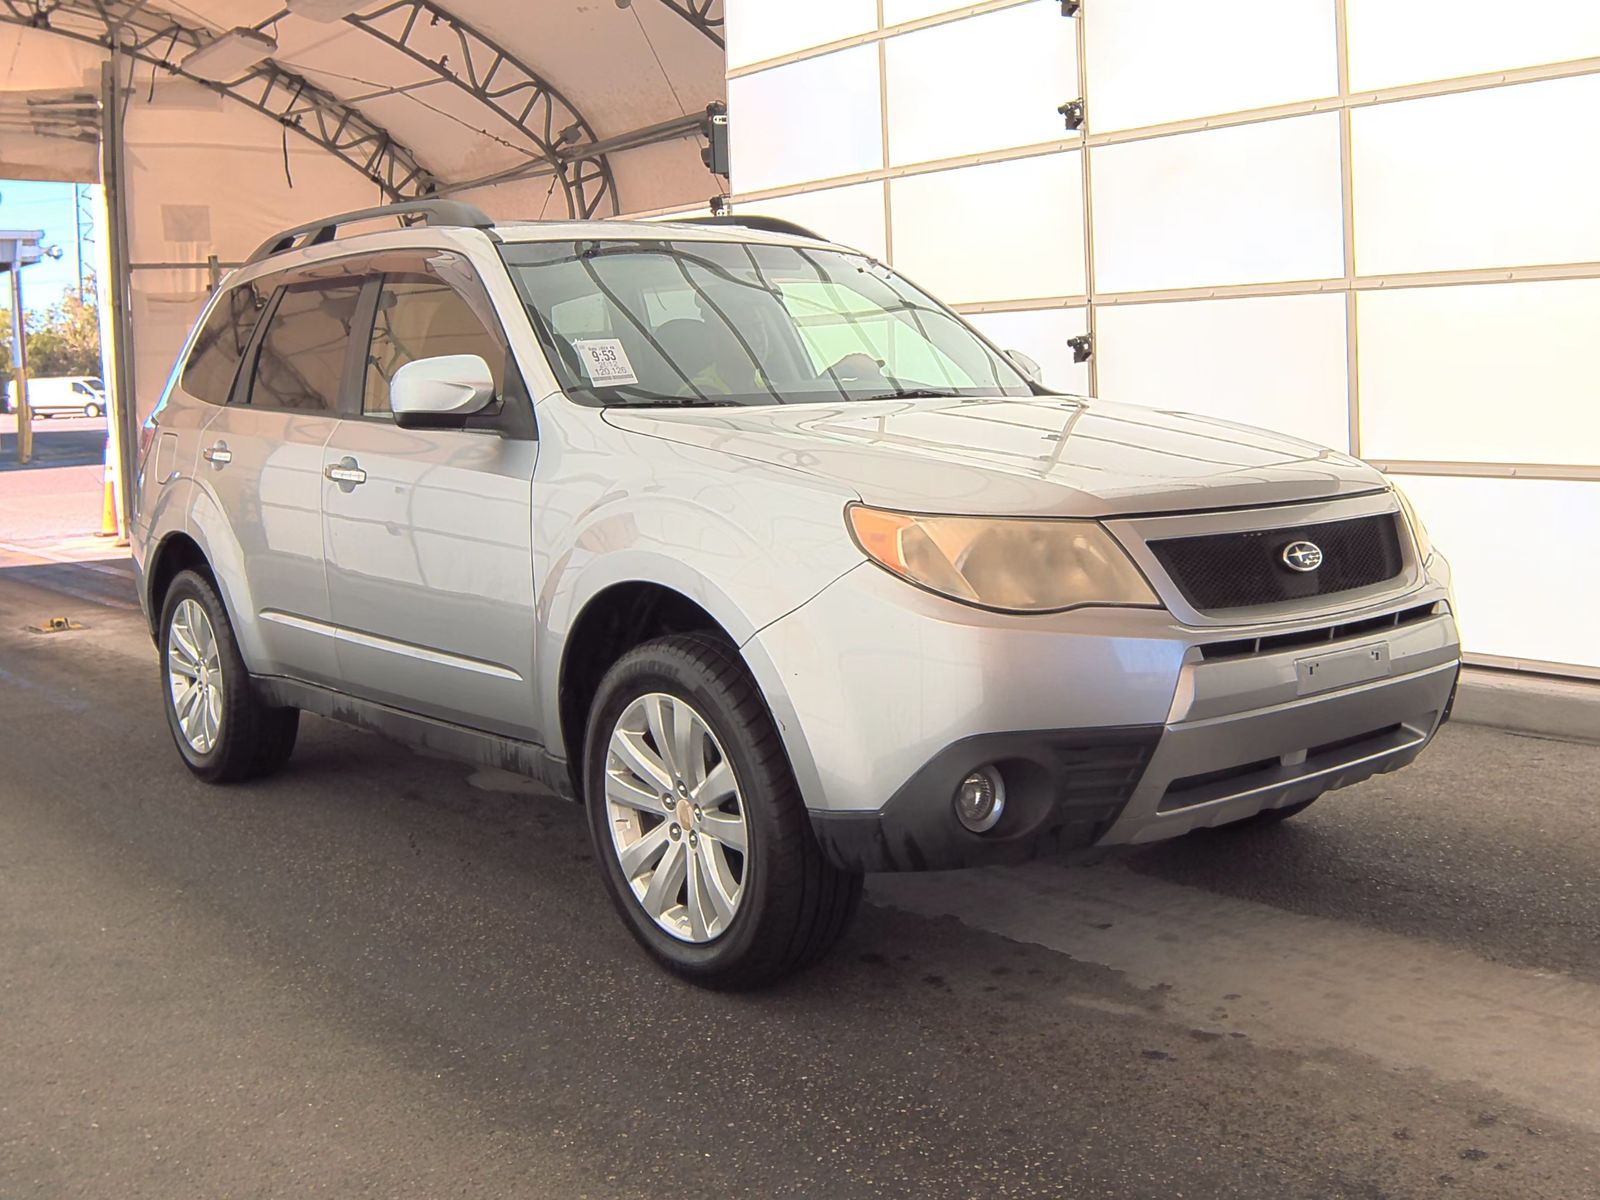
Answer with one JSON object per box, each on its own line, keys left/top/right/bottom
{"left": 668, "top": 214, "right": 826, "bottom": 242}
{"left": 245, "top": 199, "right": 496, "bottom": 265}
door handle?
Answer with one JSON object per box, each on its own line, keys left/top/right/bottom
{"left": 325, "top": 456, "right": 367, "bottom": 490}
{"left": 201, "top": 442, "right": 232, "bottom": 467}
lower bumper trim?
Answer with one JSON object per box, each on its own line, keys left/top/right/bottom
{"left": 1157, "top": 721, "right": 1423, "bottom": 812}
{"left": 809, "top": 725, "right": 1161, "bottom": 873}
{"left": 810, "top": 659, "right": 1461, "bottom": 870}
{"left": 1100, "top": 659, "right": 1459, "bottom": 845}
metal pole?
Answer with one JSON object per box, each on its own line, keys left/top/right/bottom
{"left": 431, "top": 110, "right": 711, "bottom": 197}
{"left": 1073, "top": 6, "right": 1098, "bottom": 399}
{"left": 8, "top": 247, "right": 31, "bottom": 466}
{"left": 74, "top": 183, "right": 85, "bottom": 299}
{"left": 100, "top": 57, "right": 137, "bottom": 531}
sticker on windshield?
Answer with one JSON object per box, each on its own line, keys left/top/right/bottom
{"left": 573, "top": 338, "right": 639, "bottom": 388}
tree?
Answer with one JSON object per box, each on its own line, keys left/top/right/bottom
{"left": 0, "top": 279, "right": 102, "bottom": 389}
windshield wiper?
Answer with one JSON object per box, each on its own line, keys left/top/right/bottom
{"left": 606, "top": 397, "right": 743, "bottom": 408}
{"left": 856, "top": 387, "right": 965, "bottom": 402}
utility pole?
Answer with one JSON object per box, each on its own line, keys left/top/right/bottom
{"left": 10, "top": 251, "right": 29, "bottom": 465}
{"left": 74, "top": 183, "right": 95, "bottom": 300}
{"left": 2, "top": 231, "right": 44, "bottom": 466}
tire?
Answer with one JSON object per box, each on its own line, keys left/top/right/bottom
{"left": 83, "top": 402, "right": 103, "bottom": 418}
{"left": 158, "top": 568, "right": 299, "bottom": 784}
{"left": 584, "top": 633, "right": 862, "bottom": 989}
{"left": 1228, "top": 797, "right": 1318, "bottom": 828}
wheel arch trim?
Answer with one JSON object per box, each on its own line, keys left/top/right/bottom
{"left": 147, "top": 502, "right": 263, "bottom": 671}
{"left": 550, "top": 561, "right": 847, "bottom": 815}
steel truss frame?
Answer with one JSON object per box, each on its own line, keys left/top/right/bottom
{"left": 0, "top": 0, "right": 435, "bottom": 199}
{"left": 657, "top": 0, "right": 723, "bottom": 48}
{"left": 0, "top": 1, "right": 716, "bottom": 216}
{"left": 343, "top": 0, "right": 617, "bottom": 217}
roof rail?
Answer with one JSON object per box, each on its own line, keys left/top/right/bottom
{"left": 668, "top": 214, "right": 826, "bottom": 242}
{"left": 245, "top": 199, "right": 495, "bottom": 265}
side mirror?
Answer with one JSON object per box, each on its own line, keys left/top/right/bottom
{"left": 1005, "top": 348, "right": 1044, "bottom": 385}
{"left": 390, "top": 354, "right": 495, "bottom": 428}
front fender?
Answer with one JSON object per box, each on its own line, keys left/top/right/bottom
{"left": 530, "top": 397, "right": 868, "bottom": 794}
{"left": 533, "top": 447, "right": 863, "bottom": 766}
{"left": 538, "top": 538, "right": 855, "bottom": 816}
{"left": 538, "top": 487, "right": 860, "bottom": 695}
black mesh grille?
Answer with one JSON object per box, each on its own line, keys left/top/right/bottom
{"left": 1148, "top": 513, "right": 1405, "bottom": 611}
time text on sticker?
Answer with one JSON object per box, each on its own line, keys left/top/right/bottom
{"left": 573, "top": 338, "right": 639, "bottom": 388}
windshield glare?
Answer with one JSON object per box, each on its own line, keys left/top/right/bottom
{"left": 499, "top": 238, "right": 1033, "bottom": 407}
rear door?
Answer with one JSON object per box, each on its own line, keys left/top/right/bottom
{"left": 320, "top": 252, "right": 538, "bottom": 738}
{"left": 142, "top": 277, "right": 268, "bottom": 537}
{"left": 199, "top": 275, "right": 366, "bottom": 684}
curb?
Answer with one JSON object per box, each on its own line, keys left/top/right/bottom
{"left": 1452, "top": 666, "right": 1600, "bottom": 746}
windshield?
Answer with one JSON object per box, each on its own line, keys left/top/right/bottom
{"left": 498, "top": 238, "right": 1034, "bottom": 407}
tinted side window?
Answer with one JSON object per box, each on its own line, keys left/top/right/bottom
{"left": 248, "top": 281, "right": 365, "bottom": 412}
{"left": 180, "top": 282, "right": 268, "bottom": 404}
{"left": 363, "top": 273, "right": 508, "bottom": 416}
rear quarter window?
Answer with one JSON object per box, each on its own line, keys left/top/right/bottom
{"left": 181, "top": 282, "right": 269, "bottom": 404}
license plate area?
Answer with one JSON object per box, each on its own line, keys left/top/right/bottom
{"left": 1295, "top": 641, "right": 1390, "bottom": 696}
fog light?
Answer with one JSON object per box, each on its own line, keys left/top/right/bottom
{"left": 954, "top": 766, "right": 1006, "bottom": 833}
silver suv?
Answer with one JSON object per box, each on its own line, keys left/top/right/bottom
{"left": 132, "top": 201, "right": 1461, "bottom": 987}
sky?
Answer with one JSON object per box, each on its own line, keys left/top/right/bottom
{"left": 0, "top": 178, "right": 94, "bottom": 311}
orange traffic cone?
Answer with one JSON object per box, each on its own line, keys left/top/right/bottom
{"left": 97, "top": 436, "right": 119, "bottom": 538}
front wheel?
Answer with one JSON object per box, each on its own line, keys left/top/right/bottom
{"left": 584, "top": 634, "right": 861, "bottom": 989}
{"left": 83, "top": 402, "right": 103, "bottom": 418}
{"left": 159, "top": 568, "right": 299, "bottom": 783}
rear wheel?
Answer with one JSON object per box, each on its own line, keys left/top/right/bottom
{"left": 159, "top": 569, "right": 298, "bottom": 783}
{"left": 584, "top": 633, "right": 861, "bottom": 989}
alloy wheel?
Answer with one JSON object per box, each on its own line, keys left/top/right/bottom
{"left": 167, "top": 598, "right": 224, "bottom": 754}
{"left": 603, "top": 692, "right": 749, "bottom": 943}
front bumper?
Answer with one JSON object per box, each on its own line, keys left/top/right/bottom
{"left": 744, "top": 558, "right": 1459, "bottom": 872}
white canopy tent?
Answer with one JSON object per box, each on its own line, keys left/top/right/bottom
{"left": 0, "top": 0, "right": 727, "bottom": 515}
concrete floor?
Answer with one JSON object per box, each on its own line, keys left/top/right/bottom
{"left": 1, "top": 552, "right": 1597, "bottom": 1199}
{"left": 0, "top": 414, "right": 112, "bottom": 549}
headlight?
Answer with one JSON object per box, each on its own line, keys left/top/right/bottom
{"left": 846, "top": 505, "right": 1159, "bottom": 613}
{"left": 1391, "top": 485, "right": 1433, "bottom": 565}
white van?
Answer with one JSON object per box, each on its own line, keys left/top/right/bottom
{"left": 4, "top": 375, "right": 106, "bottom": 418}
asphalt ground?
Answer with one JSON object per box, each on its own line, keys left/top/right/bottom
{"left": 0, "top": 414, "right": 111, "bottom": 548}
{"left": 1, "top": 553, "right": 1597, "bottom": 1199}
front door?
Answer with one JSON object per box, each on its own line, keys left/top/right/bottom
{"left": 321, "top": 261, "right": 538, "bottom": 739}
{"left": 201, "top": 277, "right": 366, "bottom": 685}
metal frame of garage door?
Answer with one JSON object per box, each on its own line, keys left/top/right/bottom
{"left": 728, "top": 0, "right": 1600, "bottom": 490}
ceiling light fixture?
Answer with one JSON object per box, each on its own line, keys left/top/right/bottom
{"left": 285, "top": 0, "right": 370, "bottom": 21}
{"left": 181, "top": 28, "right": 277, "bottom": 82}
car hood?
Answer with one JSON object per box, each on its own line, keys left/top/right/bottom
{"left": 601, "top": 395, "right": 1386, "bottom": 517}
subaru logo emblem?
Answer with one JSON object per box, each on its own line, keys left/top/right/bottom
{"left": 1281, "top": 540, "right": 1323, "bottom": 572}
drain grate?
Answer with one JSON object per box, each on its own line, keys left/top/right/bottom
{"left": 26, "top": 615, "right": 85, "bottom": 634}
